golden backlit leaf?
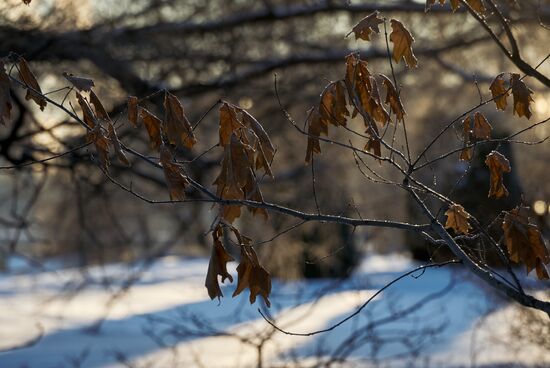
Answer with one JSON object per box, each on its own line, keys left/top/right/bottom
{"left": 127, "top": 96, "right": 139, "bottom": 128}
{"left": 380, "top": 74, "right": 405, "bottom": 122}
{"left": 76, "top": 92, "right": 96, "bottom": 128}
{"left": 510, "top": 73, "right": 534, "bottom": 119}
{"left": 139, "top": 107, "right": 162, "bottom": 150}
{"left": 445, "top": 204, "right": 472, "bottom": 234}
{"left": 86, "top": 124, "right": 110, "bottom": 171}
{"left": 472, "top": 112, "right": 492, "bottom": 140}
{"left": 0, "top": 63, "right": 12, "bottom": 125}
{"left": 503, "top": 206, "right": 550, "bottom": 280}
{"left": 389, "top": 19, "right": 418, "bottom": 68}
{"left": 205, "top": 225, "right": 234, "bottom": 300}
{"left": 489, "top": 73, "right": 509, "bottom": 111}
{"left": 89, "top": 91, "right": 109, "bottom": 121}
{"left": 62, "top": 72, "right": 94, "bottom": 92}
{"left": 159, "top": 144, "right": 188, "bottom": 200}
{"left": 485, "top": 151, "right": 511, "bottom": 198}
{"left": 233, "top": 244, "right": 271, "bottom": 307}
{"left": 107, "top": 123, "right": 130, "bottom": 166}
{"left": 163, "top": 91, "right": 196, "bottom": 148}
{"left": 350, "top": 11, "right": 383, "bottom": 41}
{"left": 18, "top": 58, "right": 46, "bottom": 110}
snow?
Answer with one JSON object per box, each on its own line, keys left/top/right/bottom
{"left": 0, "top": 254, "right": 548, "bottom": 367}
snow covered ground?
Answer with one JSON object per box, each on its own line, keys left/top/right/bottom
{"left": 0, "top": 254, "right": 548, "bottom": 368}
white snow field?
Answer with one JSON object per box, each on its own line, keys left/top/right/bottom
{"left": 0, "top": 254, "right": 548, "bottom": 368}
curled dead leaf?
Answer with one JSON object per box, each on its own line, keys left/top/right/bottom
{"left": 159, "top": 144, "right": 188, "bottom": 201}
{"left": 503, "top": 206, "right": 550, "bottom": 280}
{"left": 76, "top": 92, "right": 97, "bottom": 128}
{"left": 163, "top": 91, "right": 196, "bottom": 148}
{"left": 18, "top": 58, "right": 46, "bottom": 110}
{"left": 107, "top": 123, "right": 130, "bottom": 166}
{"left": 205, "top": 225, "right": 235, "bottom": 300}
{"left": 233, "top": 244, "right": 271, "bottom": 307}
{"left": 89, "top": 91, "right": 109, "bottom": 122}
{"left": 510, "top": 73, "right": 534, "bottom": 119}
{"left": 489, "top": 73, "right": 509, "bottom": 111}
{"left": 127, "top": 96, "right": 139, "bottom": 127}
{"left": 485, "top": 151, "right": 511, "bottom": 198}
{"left": 139, "top": 107, "right": 162, "bottom": 150}
{"left": 389, "top": 19, "right": 418, "bottom": 68}
{"left": 349, "top": 11, "right": 383, "bottom": 41}
{"left": 445, "top": 204, "right": 472, "bottom": 235}
{"left": 380, "top": 74, "right": 405, "bottom": 122}
{"left": 459, "top": 116, "right": 473, "bottom": 161}
{"left": 86, "top": 124, "right": 110, "bottom": 171}
{"left": 62, "top": 72, "right": 94, "bottom": 92}
{"left": 472, "top": 112, "right": 492, "bottom": 140}
{"left": 241, "top": 108, "right": 275, "bottom": 178}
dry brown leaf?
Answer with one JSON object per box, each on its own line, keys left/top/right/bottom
{"left": 163, "top": 92, "right": 196, "bottom": 148}
{"left": 510, "top": 73, "right": 534, "bottom": 119}
{"left": 459, "top": 116, "right": 473, "bottom": 161}
{"left": 159, "top": 144, "right": 188, "bottom": 200}
{"left": 364, "top": 136, "right": 381, "bottom": 157}
{"left": 0, "top": 63, "right": 12, "bottom": 125}
{"left": 139, "top": 107, "right": 162, "bottom": 150}
{"left": 76, "top": 92, "right": 96, "bottom": 128}
{"left": 459, "top": 145, "right": 473, "bottom": 161}
{"left": 380, "top": 74, "right": 405, "bottom": 122}
{"left": 107, "top": 123, "right": 130, "bottom": 166}
{"left": 305, "top": 107, "right": 323, "bottom": 164}
{"left": 205, "top": 225, "right": 235, "bottom": 300}
{"left": 389, "top": 19, "right": 418, "bottom": 68}
{"left": 62, "top": 72, "right": 94, "bottom": 92}
{"left": 18, "top": 58, "right": 46, "bottom": 110}
{"left": 86, "top": 124, "right": 110, "bottom": 171}
{"left": 90, "top": 91, "right": 109, "bottom": 121}
{"left": 243, "top": 173, "right": 268, "bottom": 220}
{"left": 319, "top": 81, "right": 348, "bottom": 128}
{"left": 445, "top": 204, "right": 472, "bottom": 234}
{"left": 233, "top": 244, "right": 271, "bottom": 307}
{"left": 127, "top": 96, "right": 139, "bottom": 128}
{"left": 466, "top": 0, "right": 486, "bottom": 14}
{"left": 241, "top": 108, "right": 275, "bottom": 178}
{"left": 485, "top": 151, "right": 511, "bottom": 198}
{"left": 503, "top": 206, "right": 550, "bottom": 280}
{"left": 350, "top": 11, "right": 383, "bottom": 41}
{"left": 214, "top": 133, "right": 256, "bottom": 223}
{"left": 472, "top": 112, "right": 492, "bottom": 140}
{"left": 219, "top": 103, "right": 245, "bottom": 146}
{"left": 489, "top": 73, "right": 509, "bottom": 111}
